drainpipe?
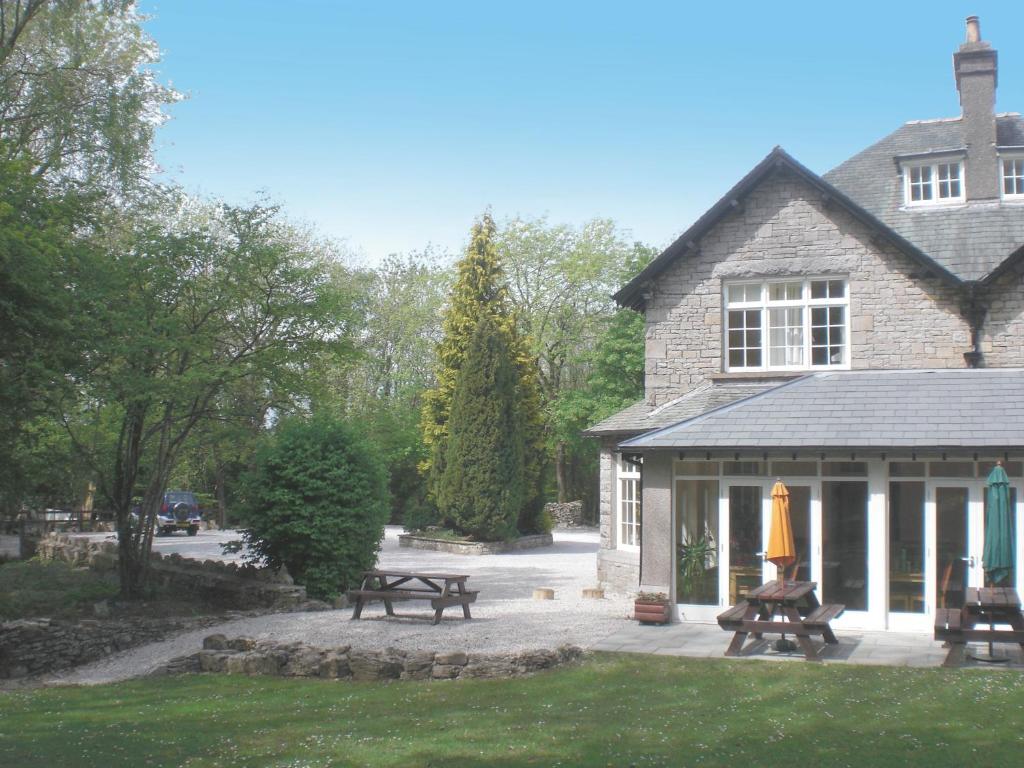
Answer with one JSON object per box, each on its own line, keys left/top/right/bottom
{"left": 960, "top": 282, "right": 988, "bottom": 368}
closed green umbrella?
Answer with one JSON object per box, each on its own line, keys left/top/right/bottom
{"left": 982, "top": 463, "right": 1014, "bottom": 587}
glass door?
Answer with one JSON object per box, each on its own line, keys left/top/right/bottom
{"left": 675, "top": 478, "right": 720, "bottom": 609}
{"left": 934, "top": 486, "right": 975, "bottom": 610}
{"left": 726, "top": 485, "right": 764, "bottom": 604}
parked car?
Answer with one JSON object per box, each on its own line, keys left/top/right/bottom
{"left": 157, "top": 491, "right": 202, "bottom": 536}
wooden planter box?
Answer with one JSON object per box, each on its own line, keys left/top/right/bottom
{"left": 634, "top": 599, "right": 671, "bottom": 625}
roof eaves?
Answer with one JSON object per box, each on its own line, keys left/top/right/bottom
{"left": 619, "top": 374, "right": 815, "bottom": 449}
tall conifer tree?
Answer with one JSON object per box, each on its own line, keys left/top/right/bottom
{"left": 421, "top": 213, "right": 546, "bottom": 533}
{"left": 437, "top": 315, "right": 524, "bottom": 540}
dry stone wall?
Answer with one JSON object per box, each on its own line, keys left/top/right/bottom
{"left": 152, "top": 634, "right": 584, "bottom": 681}
{"left": 0, "top": 615, "right": 225, "bottom": 679}
{"left": 36, "top": 533, "right": 308, "bottom": 609}
{"left": 544, "top": 501, "right": 584, "bottom": 527}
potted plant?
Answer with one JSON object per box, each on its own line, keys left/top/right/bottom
{"left": 634, "top": 591, "right": 671, "bottom": 624}
{"left": 677, "top": 535, "right": 716, "bottom": 603}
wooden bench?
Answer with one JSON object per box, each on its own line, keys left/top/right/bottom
{"left": 716, "top": 602, "right": 750, "bottom": 631}
{"left": 347, "top": 570, "right": 477, "bottom": 625}
{"left": 804, "top": 603, "right": 845, "bottom": 628}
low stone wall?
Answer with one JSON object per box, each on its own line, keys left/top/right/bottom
{"left": 544, "top": 501, "right": 584, "bottom": 527}
{"left": 152, "top": 634, "right": 584, "bottom": 681}
{"left": 398, "top": 532, "right": 553, "bottom": 555}
{"left": 0, "top": 615, "right": 226, "bottom": 679}
{"left": 36, "top": 533, "right": 307, "bottom": 610}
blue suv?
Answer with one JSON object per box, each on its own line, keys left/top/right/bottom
{"left": 155, "top": 491, "right": 202, "bottom": 536}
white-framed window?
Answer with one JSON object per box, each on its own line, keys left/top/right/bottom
{"left": 1002, "top": 156, "right": 1024, "bottom": 198}
{"left": 724, "top": 278, "right": 849, "bottom": 371}
{"left": 617, "top": 453, "right": 642, "bottom": 549}
{"left": 903, "top": 161, "right": 964, "bottom": 206}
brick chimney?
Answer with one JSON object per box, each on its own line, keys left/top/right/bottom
{"left": 953, "top": 16, "right": 999, "bottom": 200}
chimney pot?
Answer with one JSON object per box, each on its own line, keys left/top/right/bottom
{"left": 966, "top": 15, "right": 980, "bottom": 43}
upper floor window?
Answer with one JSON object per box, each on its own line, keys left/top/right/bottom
{"left": 724, "top": 278, "right": 849, "bottom": 371}
{"left": 903, "top": 161, "right": 963, "bottom": 206}
{"left": 1003, "top": 157, "right": 1024, "bottom": 198}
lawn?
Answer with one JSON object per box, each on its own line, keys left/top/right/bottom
{"left": 2, "top": 655, "right": 1023, "bottom": 767}
{"left": 0, "top": 559, "right": 119, "bottom": 620}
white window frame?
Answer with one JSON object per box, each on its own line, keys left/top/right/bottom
{"left": 617, "top": 453, "right": 642, "bottom": 550}
{"left": 723, "top": 277, "right": 851, "bottom": 372}
{"left": 1001, "top": 154, "right": 1024, "bottom": 200}
{"left": 902, "top": 160, "right": 964, "bottom": 207}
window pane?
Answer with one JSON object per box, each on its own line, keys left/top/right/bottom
{"left": 768, "top": 282, "right": 801, "bottom": 301}
{"left": 890, "top": 481, "right": 926, "bottom": 613}
{"left": 674, "top": 460, "right": 720, "bottom": 476}
{"left": 771, "top": 461, "right": 819, "bottom": 476}
{"left": 822, "top": 461, "right": 867, "bottom": 477}
{"left": 728, "top": 284, "right": 759, "bottom": 303}
{"left": 978, "top": 460, "right": 1023, "bottom": 478}
{"left": 936, "top": 487, "right": 969, "bottom": 609}
{"left": 889, "top": 461, "right": 926, "bottom": 477}
{"left": 929, "top": 461, "right": 974, "bottom": 478}
{"left": 822, "top": 481, "right": 869, "bottom": 611}
{"left": 827, "top": 280, "right": 845, "bottom": 298}
{"left": 729, "top": 486, "right": 762, "bottom": 603}
{"left": 769, "top": 307, "right": 804, "bottom": 366}
{"left": 723, "top": 461, "right": 762, "bottom": 476}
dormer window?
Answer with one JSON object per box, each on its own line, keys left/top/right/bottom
{"left": 1003, "top": 156, "right": 1024, "bottom": 198}
{"left": 724, "top": 278, "right": 849, "bottom": 372}
{"left": 904, "top": 161, "right": 963, "bottom": 206}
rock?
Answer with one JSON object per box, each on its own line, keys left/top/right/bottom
{"left": 434, "top": 651, "right": 467, "bottom": 666}
{"left": 462, "top": 654, "right": 517, "bottom": 679}
{"left": 198, "top": 650, "right": 229, "bottom": 673}
{"left": 533, "top": 587, "right": 555, "bottom": 600}
{"left": 332, "top": 595, "right": 349, "bottom": 609}
{"left": 283, "top": 648, "right": 324, "bottom": 677}
{"left": 349, "top": 650, "right": 404, "bottom": 681}
{"left": 401, "top": 651, "right": 435, "bottom": 680}
{"left": 581, "top": 587, "right": 604, "bottom": 599}
{"left": 430, "top": 664, "right": 460, "bottom": 679}
{"left": 318, "top": 652, "right": 351, "bottom": 679}
{"left": 203, "top": 634, "right": 229, "bottom": 650}
{"left": 225, "top": 654, "right": 248, "bottom": 674}
{"left": 93, "top": 600, "right": 111, "bottom": 618}
{"left": 226, "top": 636, "right": 256, "bottom": 652}
{"left": 301, "top": 599, "right": 331, "bottom": 612}
{"left": 516, "top": 649, "right": 559, "bottom": 671}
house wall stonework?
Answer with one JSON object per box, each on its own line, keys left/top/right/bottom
{"left": 644, "top": 169, "right": 971, "bottom": 405}
{"left": 982, "top": 264, "right": 1024, "bottom": 367}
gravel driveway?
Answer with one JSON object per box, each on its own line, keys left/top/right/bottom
{"left": 45, "top": 527, "right": 632, "bottom": 686}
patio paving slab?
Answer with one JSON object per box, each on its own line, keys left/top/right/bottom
{"left": 592, "top": 620, "right": 1024, "bottom": 668}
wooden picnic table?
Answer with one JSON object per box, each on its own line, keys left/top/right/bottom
{"left": 347, "top": 570, "right": 478, "bottom": 625}
{"left": 717, "top": 580, "right": 844, "bottom": 662}
{"left": 935, "top": 586, "right": 1024, "bottom": 666}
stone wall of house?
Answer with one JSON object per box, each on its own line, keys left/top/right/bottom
{"left": 643, "top": 168, "right": 971, "bottom": 405}
{"left": 151, "top": 634, "right": 584, "bottom": 681}
{"left": 544, "top": 501, "right": 584, "bottom": 527}
{"left": 595, "top": 440, "right": 641, "bottom": 593}
{"left": 0, "top": 615, "right": 225, "bottom": 679}
{"left": 981, "top": 263, "right": 1024, "bottom": 367}
{"left": 36, "top": 533, "right": 308, "bottom": 609}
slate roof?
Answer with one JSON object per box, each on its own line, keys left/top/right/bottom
{"left": 823, "top": 114, "right": 1024, "bottom": 282}
{"left": 584, "top": 379, "right": 783, "bottom": 436}
{"left": 619, "top": 369, "right": 1024, "bottom": 451}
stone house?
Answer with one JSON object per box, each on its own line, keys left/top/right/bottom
{"left": 587, "top": 17, "right": 1024, "bottom": 632}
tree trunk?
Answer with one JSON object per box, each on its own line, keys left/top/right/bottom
{"left": 555, "top": 441, "right": 568, "bottom": 503}
{"left": 214, "top": 459, "right": 228, "bottom": 529}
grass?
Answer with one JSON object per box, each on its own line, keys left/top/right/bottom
{"left": 2, "top": 654, "right": 1024, "bottom": 767}
{"left": 0, "top": 559, "right": 119, "bottom": 620}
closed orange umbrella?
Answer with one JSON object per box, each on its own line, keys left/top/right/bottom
{"left": 768, "top": 480, "right": 796, "bottom": 582}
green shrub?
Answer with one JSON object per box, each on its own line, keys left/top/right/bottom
{"left": 436, "top": 315, "right": 525, "bottom": 541}
{"left": 237, "top": 416, "right": 388, "bottom": 600}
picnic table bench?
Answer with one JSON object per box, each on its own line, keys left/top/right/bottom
{"left": 347, "top": 570, "right": 478, "bottom": 625}
{"left": 935, "top": 586, "right": 1024, "bottom": 666}
{"left": 717, "top": 580, "right": 844, "bottom": 662}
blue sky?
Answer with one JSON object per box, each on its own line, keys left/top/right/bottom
{"left": 140, "top": 1, "right": 1024, "bottom": 265}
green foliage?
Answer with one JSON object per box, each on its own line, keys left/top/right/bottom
{"left": 421, "top": 213, "right": 545, "bottom": 534}
{"left": 0, "top": 154, "right": 97, "bottom": 513}
{"left": 0, "top": 0, "right": 180, "bottom": 191}
{"left": 436, "top": 315, "right": 525, "bottom": 541}
{"left": 237, "top": 416, "right": 389, "bottom": 600}
{"left": 0, "top": 559, "right": 118, "bottom": 620}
